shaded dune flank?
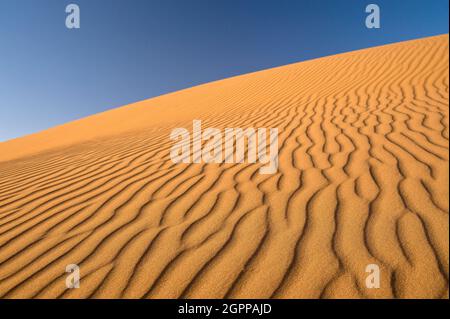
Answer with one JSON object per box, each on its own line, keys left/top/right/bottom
{"left": 0, "top": 35, "right": 448, "bottom": 299}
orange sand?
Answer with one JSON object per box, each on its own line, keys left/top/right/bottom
{"left": 0, "top": 35, "right": 448, "bottom": 299}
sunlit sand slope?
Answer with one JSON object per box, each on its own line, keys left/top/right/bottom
{"left": 0, "top": 35, "right": 448, "bottom": 299}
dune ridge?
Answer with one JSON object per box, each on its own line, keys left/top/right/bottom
{"left": 0, "top": 35, "right": 448, "bottom": 299}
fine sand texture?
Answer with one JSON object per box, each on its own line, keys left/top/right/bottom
{"left": 0, "top": 35, "right": 448, "bottom": 299}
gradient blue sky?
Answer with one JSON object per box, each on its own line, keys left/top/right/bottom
{"left": 0, "top": 0, "right": 448, "bottom": 142}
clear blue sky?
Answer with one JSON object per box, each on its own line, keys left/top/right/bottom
{"left": 0, "top": 0, "right": 448, "bottom": 142}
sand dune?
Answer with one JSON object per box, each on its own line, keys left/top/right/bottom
{"left": 0, "top": 35, "right": 448, "bottom": 299}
